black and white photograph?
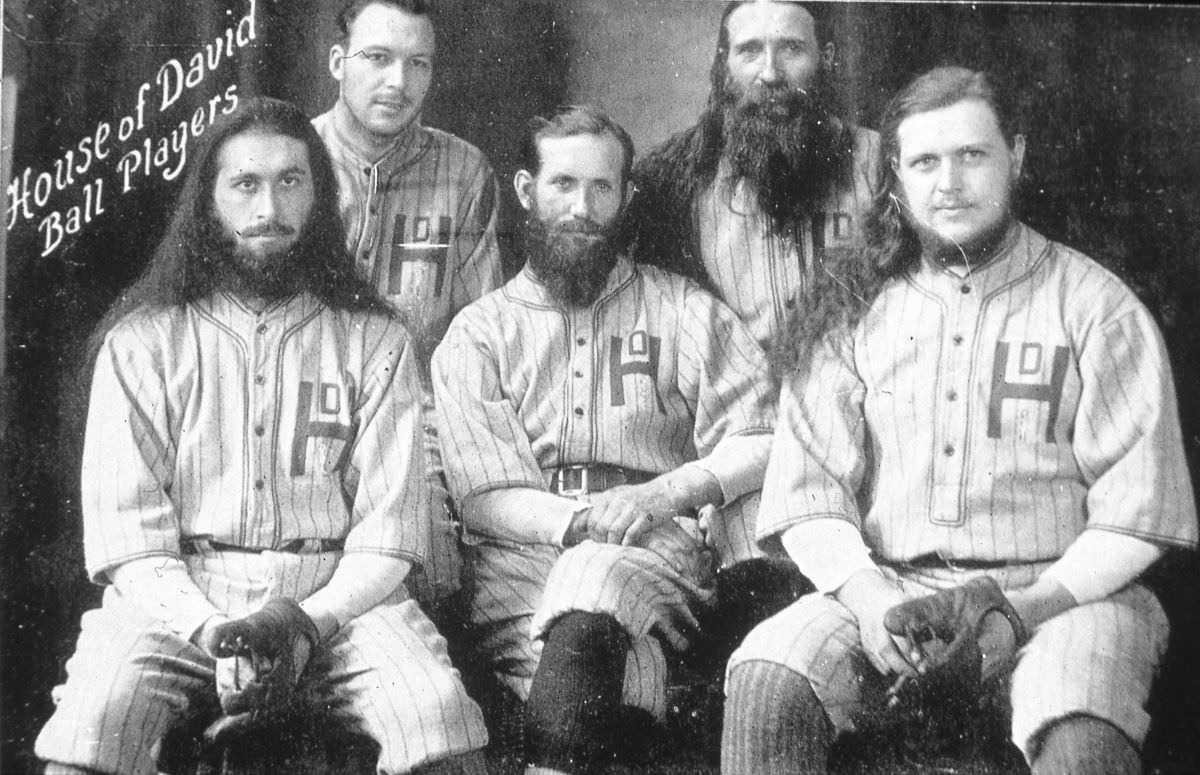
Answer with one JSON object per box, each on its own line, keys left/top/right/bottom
{"left": 3, "top": 2, "right": 1200, "bottom": 773}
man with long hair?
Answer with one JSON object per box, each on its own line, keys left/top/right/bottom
{"left": 722, "top": 67, "right": 1198, "bottom": 775}
{"left": 35, "top": 97, "right": 488, "bottom": 775}
{"left": 432, "top": 105, "right": 776, "bottom": 774}
{"left": 626, "top": 0, "right": 876, "bottom": 351}
{"left": 314, "top": 0, "right": 504, "bottom": 606}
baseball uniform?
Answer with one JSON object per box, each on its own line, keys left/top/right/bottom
{"left": 35, "top": 291, "right": 487, "bottom": 775}
{"left": 731, "top": 223, "right": 1198, "bottom": 759}
{"left": 431, "top": 257, "right": 776, "bottom": 716}
{"left": 630, "top": 125, "right": 879, "bottom": 350}
{"left": 313, "top": 111, "right": 503, "bottom": 603}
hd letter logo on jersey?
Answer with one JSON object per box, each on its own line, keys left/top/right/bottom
{"left": 384, "top": 214, "right": 452, "bottom": 296}
{"left": 609, "top": 332, "right": 666, "bottom": 414}
{"left": 987, "top": 341, "right": 1069, "bottom": 443}
{"left": 291, "top": 381, "right": 356, "bottom": 476}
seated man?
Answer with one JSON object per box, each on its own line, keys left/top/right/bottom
{"left": 432, "top": 104, "right": 776, "bottom": 774}
{"left": 34, "top": 97, "right": 487, "bottom": 775}
{"left": 723, "top": 67, "right": 1199, "bottom": 775}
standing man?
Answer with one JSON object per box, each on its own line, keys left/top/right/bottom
{"left": 35, "top": 97, "right": 488, "bottom": 775}
{"left": 314, "top": 0, "right": 503, "bottom": 604}
{"left": 432, "top": 105, "right": 776, "bottom": 774}
{"left": 627, "top": 0, "right": 877, "bottom": 351}
{"left": 723, "top": 67, "right": 1198, "bottom": 775}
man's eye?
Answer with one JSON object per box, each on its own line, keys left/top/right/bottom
{"left": 962, "top": 149, "right": 985, "bottom": 162}
{"left": 411, "top": 58, "right": 431, "bottom": 70}
{"left": 595, "top": 182, "right": 612, "bottom": 194}
{"left": 911, "top": 157, "right": 937, "bottom": 171}
{"left": 363, "top": 51, "right": 386, "bottom": 63}
{"left": 234, "top": 179, "right": 256, "bottom": 191}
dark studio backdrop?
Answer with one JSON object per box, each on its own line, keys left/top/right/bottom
{"left": 3, "top": 1, "right": 1200, "bottom": 771}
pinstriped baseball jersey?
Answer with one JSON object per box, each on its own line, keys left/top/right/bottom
{"left": 81, "top": 291, "right": 429, "bottom": 581}
{"left": 312, "top": 111, "right": 502, "bottom": 358}
{"left": 432, "top": 257, "right": 775, "bottom": 502}
{"left": 694, "top": 126, "right": 879, "bottom": 349}
{"left": 758, "top": 223, "right": 1198, "bottom": 560}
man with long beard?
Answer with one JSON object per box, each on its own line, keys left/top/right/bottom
{"left": 432, "top": 105, "right": 776, "bottom": 774}
{"left": 627, "top": 0, "right": 877, "bottom": 351}
{"left": 34, "top": 97, "right": 488, "bottom": 775}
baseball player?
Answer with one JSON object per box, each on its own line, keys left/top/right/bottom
{"left": 34, "top": 97, "right": 488, "bottom": 775}
{"left": 626, "top": 0, "right": 878, "bottom": 351}
{"left": 313, "top": 0, "right": 504, "bottom": 605}
{"left": 431, "top": 105, "right": 776, "bottom": 774}
{"left": 722, "top": 67, "right": 1199, "bottom": 775}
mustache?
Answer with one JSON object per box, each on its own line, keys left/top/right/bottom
{"left": 236, "top": 222, "right": 296, "bottom": 238}
{"left": 550, "top": 218, "right": 607, "bottom": 236}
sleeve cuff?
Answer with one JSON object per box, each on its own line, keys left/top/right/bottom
{"left": 781, "top": 518, "right": 878, "bottom": 593}
{"left": 690, "top": 434, "right": 772, "bottom": 505}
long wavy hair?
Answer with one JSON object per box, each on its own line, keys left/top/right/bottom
{"left": 624, "top": 2, "right": 839, "bottom": 283}
{"left": 85, "top": 96, "right": 390, "bottom": 367}
{"left": 773, "top": 66, "right": 1023, "bottom": 374}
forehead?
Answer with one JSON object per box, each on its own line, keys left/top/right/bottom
{"left": 535, "top": 133, "right": 625, "bottom": 180}
{"left": 896, "top": 99, "right": 1007, "bottom": 156}
{"left": 215, "top": 131, "right": 311, "bottom": 178}
{"left": 346, "top": 3, "right": 435, "bottom": 53}
{"left": 726, "top": 2, "right": 817, "bottom": 46}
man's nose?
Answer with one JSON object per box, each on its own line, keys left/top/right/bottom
{"left": 569, "top": 187, "right": 594, "bottom": 219}
{"left": 937, "top": 159, "right": 963, "bottom": 191}
{"left": 757, "top": 47, "right": 782, "bottom": 85}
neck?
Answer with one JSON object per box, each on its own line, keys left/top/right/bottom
{"left": 332, "top": 100, "right": 413, "bottom": 163}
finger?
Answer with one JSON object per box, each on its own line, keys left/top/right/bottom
{"left": 620, "top": 511, "right": 660, "bottom": 546}
{"left": 601, "top": 503, "right": 639, "bottom": 545}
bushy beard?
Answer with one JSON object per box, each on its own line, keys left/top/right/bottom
{"left": 719, "top": 74, "right": 853, "bottom": 232}
{"left": 209, "top": 221, "right": 308, "bottom": 301}
{"left": 524, "top": 211, "right": 620, "bottom": 308}
{"left": 907, "top": 208, "right": 1016, "bottom": 268}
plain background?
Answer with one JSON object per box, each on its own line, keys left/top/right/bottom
{"left": 4, "top": 1, "right": 1200, "bottom": 771}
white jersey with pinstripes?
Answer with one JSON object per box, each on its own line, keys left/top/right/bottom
{"left": 312, "top": 111, "right": 502, "bottom": 359}
{"left": 81, "top": 291, "right": 428, "bottom": 580}
{"left": 758, "top": 223, "right": 1198, "bottom": 560}
{"left": 695, "top": 125, "right": 878, "bottom": 349}
{"left": 433, "top": 257, "right": 776, "bottom": 501}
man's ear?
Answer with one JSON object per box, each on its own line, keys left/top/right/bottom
{"left": 1010, "top": 134, "right": 1026, "bottom": 181}
{"left": 820, "top": 42, "right": 836, "bottom": 71}
{"left": 621, "top": 180, "right": 635, "bottom": 212}
{"left": 514, "top": 169, "right": 535, "bottom": 211}
{"left": 329, "top": 44, "right": 346, "bottom": 82}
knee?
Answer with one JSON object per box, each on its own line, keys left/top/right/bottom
{"left": 1032, "top": 716, "right": 1141, "bottom": 775}
{"left": 544, "top": 611, "right": 626, "bottom": 652}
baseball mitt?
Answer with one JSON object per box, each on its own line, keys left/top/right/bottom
{"left": 201, "top": 598, "right": 319, "bottom": 743}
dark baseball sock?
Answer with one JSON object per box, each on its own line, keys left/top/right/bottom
{"left": 524, "top": 611, "right": 630, "bottom": 773}
{"left": 1032, "top": 715, "right": 1141, "bottom": 775}
{"left": 721, "top": 660, "right": 832, "bottom": 775}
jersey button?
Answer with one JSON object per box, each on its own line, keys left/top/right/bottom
{"left": 254, "top": 479, "right": 265, "bottom": 490}
{"left": 576, "top": 337, "right": 586, "bottom": 346}
{"left": 254, "top": 374, "right": 266, "bottom": 385}
{"left": 960, "top": 285, "right": 971, "bottom": 294}
{"left": 943, "top": 444, "right": 955, "bottom": 456}
{"left": 256, "top": 324, "right": 268, "bottom": 334}
{"left": 254, "top": 424, "right": 265, "bottom": 436}
{"left": 952, "top": 334, "right": 964, "bottom": 345}
{"left": 573, "top": 407, "right": 584, "bottom": 417}
{"left": 947, "top": 390, "right": 958, "bottom": 401}
{"left": 573, "top": 370, "right": 583, "bottom": 378}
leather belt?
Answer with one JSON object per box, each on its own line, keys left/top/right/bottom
{"left": 891, "top": 553, "right": 1011, "bottom": 571}
{"left": 180, "top": 536, "right": 345, "bottom": 555}
{"left": 548, "top": 464, "right": 656, "bottom": 497}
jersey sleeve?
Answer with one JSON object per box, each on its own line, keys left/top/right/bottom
{"left": 1072, "top": 305, "right": 1198, "bottom": 547}
{"left": 449, "top": 151, "right": 503, "bottom": 321}
{"left": 757, "top": 331, "right": 871, "bottom": 544}
{"left": 81, "top": 320, "right": 180, "bottom": 583}
{"left": 676, "top": 284, "right": 776, "bottom": 502}
{"left": 432, "top": 311, "right": 547, "bottom": 502}
{"left": 340, "top": 319, "right": 430, "bottom": 564}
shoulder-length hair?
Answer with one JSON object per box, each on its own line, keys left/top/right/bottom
{"left": 773, "top": 66, "right": 1021, "bottom": 374}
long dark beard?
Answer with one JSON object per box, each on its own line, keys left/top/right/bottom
{"left": 524, "top": 215, "right": 620, "bottom": 307}
{"left": 210, "top": 226, "right": 308, "bottom": 301}
{"left": 720, "top": 77, "right": 853, "bottom": 233}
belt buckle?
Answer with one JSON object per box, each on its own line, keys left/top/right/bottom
{"left": 556, "top": 465, "right": 589, "bottom": 498}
